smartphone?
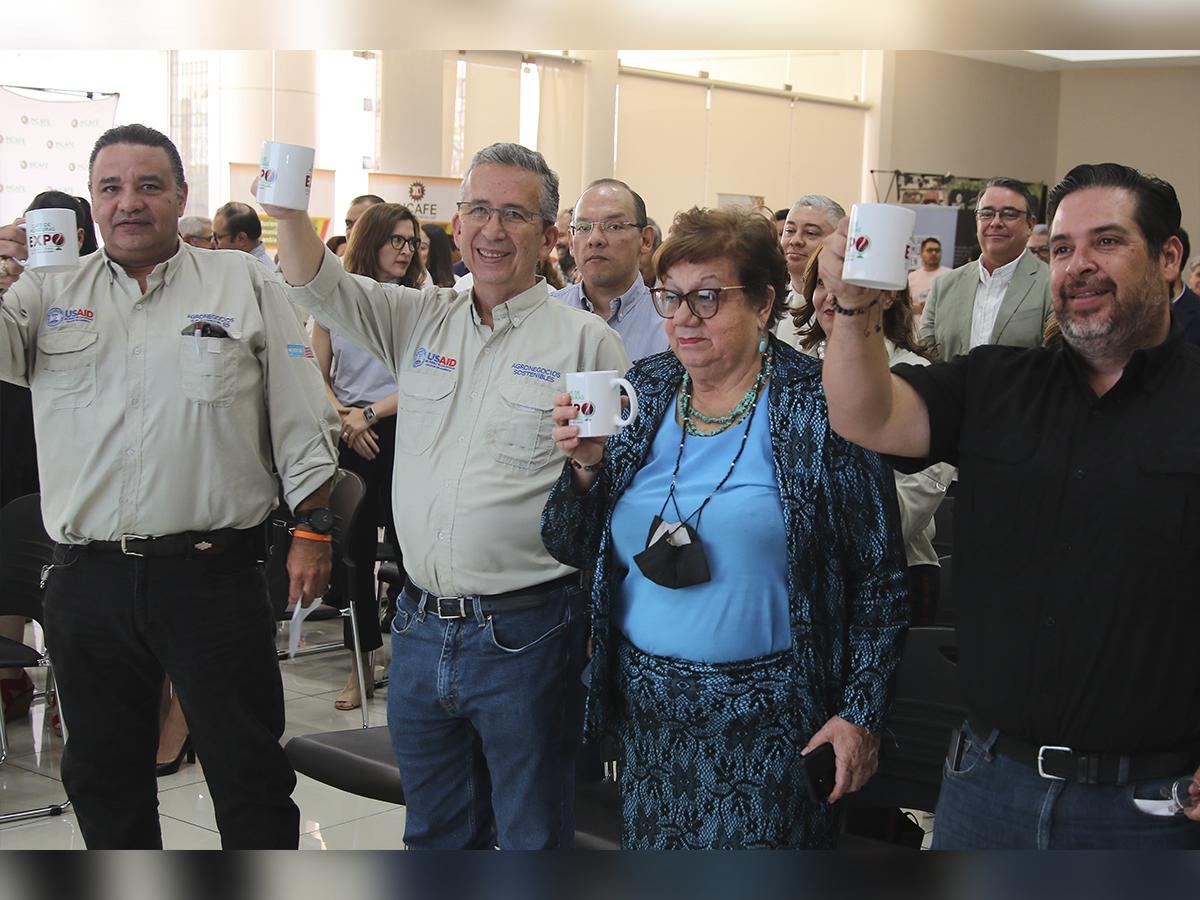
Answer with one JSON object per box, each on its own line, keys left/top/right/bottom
{"left": 802, "top": 742, "right": 837, "bottom": 803}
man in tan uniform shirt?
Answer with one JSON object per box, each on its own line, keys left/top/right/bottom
{"left": 271, "top": 143, "right": 630, "bottom": 849}
{"left": 0, "top": 124, "right": 337, "bottom": 849}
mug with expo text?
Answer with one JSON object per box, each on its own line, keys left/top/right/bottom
{"left": 566, "top": 370, "right": 639, "bottom": 438}
{"left": 842, "top": 203, "right": 918, "bottom": 291}
{"left": 257, "top": 140, "right": 315, "bottom": 211}
{"left": 21, "top": 208, "right": 80, "bottom": 274}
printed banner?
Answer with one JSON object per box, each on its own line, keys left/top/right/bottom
{"left": 368, "top": 173, "right": 462, "bottom": 226}
{"left": 0, "top": 87, "right": 119, "bottom": 224}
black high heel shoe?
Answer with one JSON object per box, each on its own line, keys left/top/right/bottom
{"left": 156, "top": 736, "right": 195, "bottom": 777}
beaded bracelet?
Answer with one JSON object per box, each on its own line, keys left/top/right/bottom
{"left": 570, "top": 457, "right": 604, "bottom": 473}
{"left": 830, "top": 296, "right": 880, "bottom": 316}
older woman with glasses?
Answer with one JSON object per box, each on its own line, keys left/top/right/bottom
{"left": 310, "top": 203, "right": 425, "bottom": 709}
{"left": 541, "top": 206, "right": 908, "bottom": 849}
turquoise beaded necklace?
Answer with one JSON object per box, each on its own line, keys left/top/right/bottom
{"left": 677, "top": 348, "right": 773, "bottom": 437}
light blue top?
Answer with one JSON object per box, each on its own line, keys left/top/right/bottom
{"left": 325, "top": 326, "right": 398, "bottom": 408}
{"left": 552, "top": 274, "right": 669, "bottom": 362}
{"left": 610, "top": 382, "right": 791, "bottom": 663}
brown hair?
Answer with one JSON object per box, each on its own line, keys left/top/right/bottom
{"left": 343, "top": 202, "right": 426, "bottom": 287}
{"left": 791, "top": 245, "right": 934, "bottom": 360}
{"left": 654, "top": 206, "right": 789, "bottom": 326}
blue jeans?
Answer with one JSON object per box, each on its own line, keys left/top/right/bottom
{"left": 932, "top": 723, "right": 1200, "bottom": 849}
{"left": 386, "top": 582, "right": 585, "bottom": 849}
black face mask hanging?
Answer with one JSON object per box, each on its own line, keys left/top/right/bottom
{"left": 632, "top": 358, "right": 769, "bottom": 590}
{"left": 633, "top": 515, "right": 711, "bottom": 589}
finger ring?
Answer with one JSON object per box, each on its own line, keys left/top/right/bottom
{"left": 0, "top": 259, "right": 8, "bottom": 277}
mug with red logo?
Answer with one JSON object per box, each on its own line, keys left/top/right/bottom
{"left": 566, "top": 370, "right": 639, "bottom": 438}
{"left": 842, "top": 203, "right": 917, "bottom": 291}
{"left": 20, "top": 207, "right": 79, "bottom": 274}
{"left": 258, "top": 140, "right": 315, "bottom": 211}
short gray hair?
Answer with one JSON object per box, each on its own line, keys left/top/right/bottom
{"left": 179, "top": 215, "right": 212, "bottom": 238}
{"left": 791, "top": 194, "right": 845, "bottom": 228}
{"left": 462, "top": 142, "right": 559, "bottom": 228}
{"left": 1031, "top": 223, "right": 1049, "bottom": 236}
{"left": 1188, "top": 255, "right": 1200, "bottom": 276}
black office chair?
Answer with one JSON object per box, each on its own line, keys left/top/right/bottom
{"left": 285, "top": 724, "right": 627, "bottom": 849}
{"left": 931, "top": 495, "right": 954, "bottom": 556}
{"left": 0, "top": 492, "right": 70, "bottom": 824}
{"left": 840, "top": 626, "right": 964, "bottom": 835}
{"left": 271, "top": 469, "right": 372, "bottom": 727}
{"left": 934, "top": 555, "right": 954, "bottom": 628}
{"left": 285, "top": 724, "right": 404, "bottom": 805}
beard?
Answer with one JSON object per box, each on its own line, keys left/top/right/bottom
{"left": 1057, "top": 268, "right": 1166, "bottom": 356}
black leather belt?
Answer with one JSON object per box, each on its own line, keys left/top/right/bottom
{"left": 78, "top": 526, "right": 261, "bottom": 558}
{"left": 404, "top": 574, "right": 576, "bottom": 620}
{"left": 970, "top": 719, "right": 1194, "bottom": 785}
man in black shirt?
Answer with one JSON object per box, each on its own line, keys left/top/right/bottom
{"left": 818, "top": 162, "right": 1200, "bottom": 848}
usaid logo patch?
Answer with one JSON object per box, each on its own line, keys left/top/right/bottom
{"left": 46, "top": 307, "right": 95, "bottom": 327}
{"left": 412, "top": 347, "right": 457, "bottom": 371}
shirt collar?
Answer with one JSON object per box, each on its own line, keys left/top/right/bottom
{"left": 1060, "top": 321, "right": 1183, "bottom": 397}
{"left": 579, "top": 273, "right": 647, "bottom": 322}
{"left": 469, "top": 277, "right": 549, "bottom": 329}
{"left": 100, "top": 240, "right": 187, "bottom": 289}
{"left": 978, "top": 249, "right": 1025, "bottom": 287}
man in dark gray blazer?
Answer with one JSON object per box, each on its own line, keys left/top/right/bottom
{"left": 919, "top": 177, "right": 1053, "bottom": 360}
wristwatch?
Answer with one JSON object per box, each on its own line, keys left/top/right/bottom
{"left": 363, "top": 406, "right": 377, "bottom": 424}
{"left": 294, "top": 507, "right": 335, "bottom": 535}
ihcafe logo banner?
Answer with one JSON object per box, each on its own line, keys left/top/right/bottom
{"left": 412, "top": 347, "right": 457, "bottom": 371}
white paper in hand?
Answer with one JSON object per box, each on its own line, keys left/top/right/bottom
{"left": 287, "top": 597, "right": 324, "bottom": 659}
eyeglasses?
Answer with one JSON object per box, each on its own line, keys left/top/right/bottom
{"left": 650, "top": 286, "right": 745, "bottom": 320}
{"left": 975, "top": 207, "right": 1030, "bottom": 223}
{"left": 456, "top": 202, "right": 540, "bottom": 227}
{"left": 569, "top": 221, "right": 645, "bottom": 236}
{"left": 388, "top": 235, "right": 421, "bottom": 251}
{"left": 210, "top": 233, "right": 228, "bottom": 245}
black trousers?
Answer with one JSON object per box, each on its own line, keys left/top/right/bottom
{"left": 334, "top": 423, "right": 400, "bottom": 653}
{"left": 42, "top": 541, "right": 299, "bottom": 849}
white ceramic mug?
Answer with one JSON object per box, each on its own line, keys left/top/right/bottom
{"left": 842, "top": 203, "right": 918, "bottom": 291}
{"left": 21, "top": 208, "right": 80, "bottom": 273}
{"left": 257, "top": 140, "right": 315, "bottom": 211}
{"left": 566, "top": 370, "right": 639, "bottom": 438}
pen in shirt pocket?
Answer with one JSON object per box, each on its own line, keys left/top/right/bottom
{"left": 181, "top": 321, "right": 231, "bottom": 355}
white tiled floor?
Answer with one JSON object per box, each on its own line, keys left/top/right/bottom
{"left": 0, "top": 618, "right": 406, "bottom": 849}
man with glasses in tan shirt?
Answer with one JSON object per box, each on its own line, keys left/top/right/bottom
{"left": 270, "top": 142, "right": 630, "bottom": 850}
{"left": 919, "top": 177, "right": 1053, "bottom": 361}
{"left": 0, "top": 124, "right": 337, "bottom": 849}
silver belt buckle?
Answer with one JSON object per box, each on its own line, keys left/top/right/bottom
{"left": 119, "top": 534, "right": 150, "bottom": 557}
{"left": 1037, "top": 745, "right": 1072, "bottom": 780}
{"left": 435, "top": 596, "right": 469, "bottom": 619}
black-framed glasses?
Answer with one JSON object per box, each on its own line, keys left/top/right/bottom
{"left": 388, "top": 234, "right": 421, "bottom": 251}
{"left": 569, "top": 221, "right": 645, "bottom": 236}
{"left": 975, "top": 206, "right": 1029, "bottom": 222}
{"left": 650, "top": 285, "right": 745, "bottom": 319}
{"left": 456, "top": 202, "right": 540, "bottom": 227}
{"left": 210, "top": 232, "right": 228, "bottom": 245}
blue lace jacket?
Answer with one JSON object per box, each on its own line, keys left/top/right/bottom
{"left": 541, "top": 338, "right": 909, "bottom": 742}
